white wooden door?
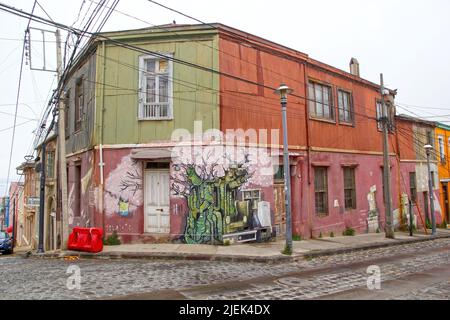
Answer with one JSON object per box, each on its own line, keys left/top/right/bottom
{"left": 144, "top": 169, "right": 170, "bottom": 233}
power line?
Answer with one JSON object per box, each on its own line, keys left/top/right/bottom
{"left": 4, "top": 0, "right": 37, "bottom": 197}
{"left": 0, "top": 3, "right": 383, "bottom": 121}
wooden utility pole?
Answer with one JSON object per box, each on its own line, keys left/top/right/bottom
{"left": 380, "top": 73, "right": 395, "bottom": 239}
{"left": 56, "top": 29, "right": 69, "bottom": 249}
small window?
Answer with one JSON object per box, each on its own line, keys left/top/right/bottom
{"left": 308, "top": 81, "right": 334, "bottom": 121}
{"left": 46, "top": 151, "right": 55, "bottom": 179}
{"left": 74, "top": 79, "right": 84, "bottom": 132}
{"left": 343, "top": 167, "right": 356, "bottom": 210}
{"left": 376, "top": 100, "right": 394, "bottom": 132}
{"left": 273, "top": 165, "right": 284, "bottom": 182}
{"left": 409, "top": 172, "right": 417, "bottom": 203}
{"left": 438, "top": 135, "right": 446, "bottom": 164}
{"left": 376, "top": 101, "right": 383, "bottom": 131}
{"left": 338, "top": 90, "right": 354, "bottom": 124}
{"left": 139, "top": 54, "right": 173, "bottom": 120}
{"left": 64, "top": 89, "right": 70, "bottom": 134}
{"left": 314, "top": 167, "right": 329, "bottom": 216}
{"left": 146, "top": 162, "right": 170, "bottom": 170}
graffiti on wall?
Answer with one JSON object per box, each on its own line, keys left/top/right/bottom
{"left": 104, "top": 156, "right": 143, "bottom": 217}
{"left": 171, "top": 151, "right": 255, "bottom": 244}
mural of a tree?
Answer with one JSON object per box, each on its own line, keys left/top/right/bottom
{"left": 171, "top": 151, "right": 253, "bottom": 244}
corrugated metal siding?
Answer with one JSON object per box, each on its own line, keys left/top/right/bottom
{"left": 64, "top": 52, "right": 97, "bottom": 154}
{"left": 95, "top": 35, "right": 220, "bottom": 145}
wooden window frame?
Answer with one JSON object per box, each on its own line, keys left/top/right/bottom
{"left": 337, "top": 89, "right": 354, "bottom": 125}
{"left": 64, "top": 89, "right": 70, "bottom": 137}
{"left": 314, "top": 166, "right": 329, "bottom": 216}
{"left": 138, "top": 53, "right": 174, "bottom": 121}
{"left": 343, "top": 167, "right": 356, "bottom": 210}
{"left": 46, "top": 150, "right": 55, "bottom": 180}
{"left": 74, "top": 78, "right": 84, "bottom": 132}
{"left": 308, "top": 80, "right": 335, "bottom": 123}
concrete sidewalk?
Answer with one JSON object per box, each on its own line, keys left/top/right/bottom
{"left": 33, "top": 229, "right": 450, "bottom": 263}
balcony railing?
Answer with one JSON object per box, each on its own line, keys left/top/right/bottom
{"left": 139, "top": 103, "right": 171, "bottom": 120}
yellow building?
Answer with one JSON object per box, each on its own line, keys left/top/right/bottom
{"left": 435, "top": 123, "right": 450, "bottom": 224}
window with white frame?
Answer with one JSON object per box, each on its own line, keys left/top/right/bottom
{"left": 139, "top": 54, "right": 173, "bottom": 120}
{"left": 439, "top": 135, "right": 446, "bottom": 164}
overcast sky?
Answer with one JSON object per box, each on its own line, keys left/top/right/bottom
{"left": 1, "top": 0, "right": 450, "bottom": 194}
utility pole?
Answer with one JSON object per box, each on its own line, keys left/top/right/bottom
{"left": 56, "top": 29, "right": 69, "bottom": 250}
{"left": 380, "top": 74, "right": 395, "bottom": 239}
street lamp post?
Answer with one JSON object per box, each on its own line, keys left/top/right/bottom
{"left": 424, "top": 144, "right": 437, "bottom": 236}
{"left": 275, "top": 84, "right": 293, "bottom": 255}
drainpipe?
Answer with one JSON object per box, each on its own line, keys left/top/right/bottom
{"left": 37, "top": 141, "right": 47, "bottom": 253}
{"left": 303, "top": 62, "right": 313, "bottom": 237}
{"left": 99, "top": 41, "right": 106, "bottom": 236}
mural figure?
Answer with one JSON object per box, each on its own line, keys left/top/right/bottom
{"left": 118, "top": 197, "right": 130, "bottom": 217}
{"left": 171, "top": 153, "right": 253, "bottom": 244}
{"left": 104, "top": 156, "right": 143, "bottom": 217}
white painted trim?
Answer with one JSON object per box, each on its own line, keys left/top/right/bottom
{"left": 138, "top": 53, "right": 174, "bottom": 120}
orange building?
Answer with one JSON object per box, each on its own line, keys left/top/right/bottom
{"left": 435, "top": 123, "right": 450, "bottom": 224}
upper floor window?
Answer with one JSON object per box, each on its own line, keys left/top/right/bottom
{"left": 308, "top": 81, "right": 334, "bottom": 121}
{"left": 139, "top": 54, "right": 173, "bottom": 120}
{"left": 75, "top": 79, "right": 84, "bottom": 132}
{"left": 46, "top": 151, "right": 55, "bottom": 179}
{"left": 338, "top": 89, "right": 354, "bottom": 124}
{"left": 64, "top": 90, "right": 70, "bottom": 135}
{"left": 438, "top": 135, "right": 446, "bottom": 164}
{"left": 376, "top": 101, "right": 383, "bottom": 131}
{"left": 376, "top": 100, "right": 394, "bottom": 132}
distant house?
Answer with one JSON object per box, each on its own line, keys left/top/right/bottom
{"left": 434, "top": 122, "right": 450, "bottom": 224}
{"left": 395, "top": 114, "right": 442, "bottom": 228}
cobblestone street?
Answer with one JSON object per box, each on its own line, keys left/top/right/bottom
{"left": 1, "top": 238, "right": 450, "bottom": 300}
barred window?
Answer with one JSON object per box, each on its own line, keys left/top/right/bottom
{"left": 139, "top": 54, "right": 173, "bottom": 120}
{"left": 314, "top": 167, "right": 329, "bottom": 215}
{"left": 343, "top": 167, "right": 356, "bottom": 210}
{"left": 308, "top": 81, "right": 334, "bottom": 121}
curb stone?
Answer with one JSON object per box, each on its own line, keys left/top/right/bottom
{"left": 24, "top": 232, "right": 450, "bottom": 264}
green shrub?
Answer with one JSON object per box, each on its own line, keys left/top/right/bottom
{"left": 426, "top": 218, "right": 432, "bottom": 229}
{"left": 330, "top": 232, "right": 335, "bottom": 238}
{"left": 103, "top": 231, "right": 121, "bottom": 246}
{"left": 439, "top": 220, "right": 448, "bottom": 229}
{"left": 342, "top": 227, "right": 355, "bottom": 236}
{"left": 292, "top": 235, "right": 302, "bottom": 241}
{"left": 318, "top": 232, "right": 323, "bottom": 239}
{"left": 376, "top": 228, "right": 380, "bottom": 233}
{"left": 223, "top": 239, "right": 231, "bottom": 246}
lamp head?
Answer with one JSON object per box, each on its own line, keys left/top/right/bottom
{"left": 275, "top": 84, "right": 293, "bottom": 99}
{"left": 424, "top": 144, "right": 433, "bottom": 155}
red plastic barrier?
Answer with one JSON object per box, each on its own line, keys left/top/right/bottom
{"left": 68, "top": 227, "right": 103, "bottom": 253}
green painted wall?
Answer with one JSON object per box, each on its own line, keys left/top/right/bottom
{"left": 94, "top": 30, "right": 220, "bottom": 145}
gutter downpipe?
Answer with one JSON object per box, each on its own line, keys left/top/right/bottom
{"left": 99, "top": 41, "right": 106, "bottom": 236}
{"left": 303, "top": 61, "right": 313, "bottom": 237}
